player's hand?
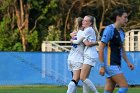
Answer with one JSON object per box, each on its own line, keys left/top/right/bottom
{"left": 70, "top": 39, "right": 73, "bottom": 43}
{"left": 97, "top": 41, "right": 101, "bottom": 46}
{"left": 70, "top": 32, "right": 77, "bottom": 38}
{"left": 99, "top": 67, "right": 105, "bottom": 76}
{"left": 127, "top": 62, "right": 134, "bottom": 70}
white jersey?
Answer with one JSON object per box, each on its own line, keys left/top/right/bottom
{"left": 67, "top": 30, "right": 85, "bottom": 63}
{"left": 83, "top": 27, "right": 98, "bottom": 59}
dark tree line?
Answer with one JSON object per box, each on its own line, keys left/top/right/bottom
{"left": 0, "top": 0, "right": 140, "bottom": 51}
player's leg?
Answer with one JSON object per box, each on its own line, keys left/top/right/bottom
{"left": 80, "top": 64, "right": 98, "bottom": 93}
{"left": 103, "top": 78, "right": 116, "bottom": 93}
{"left": 112, "top": 74, "right": 128, "bottom": 93}
{"left": 83, "top": 82, "right": 89, "bottom": 93}
{"left": 67, "top": 62, "right": 82, "bottom": 93}
{"left": 71, "top": 71, "right": 73, "bottom": 77}
{"left": 67, "top": 70, "right": 81, "bottom": 93}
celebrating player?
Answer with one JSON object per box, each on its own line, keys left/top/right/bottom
{"left": 67, "top": 17, "right": 85, "bottom": 93}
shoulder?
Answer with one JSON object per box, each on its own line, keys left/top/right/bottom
{"left": 104, "top": 24, "right": 116, "bottom": 35}
{"left": 84, "top": 27, "right": 93, "bottom": 31}
{"left": 105, "top": 24, "right": 114, "bottom": 31}
{"left": 77, "top": 30, "right": 84, "bottom": 35}
{"left": 101, "top": 24, "right": 114, "bottom": 41}
{"left": 84, "top": 27, "right": 93, "bottom": 33}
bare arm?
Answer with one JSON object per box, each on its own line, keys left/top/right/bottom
{"left": 99, "top": 42, "right": 106, "bottom": 63}
{"left": 71, "top": 36, "right": 85, "bottom": 44}
{"left": 70, "top": 31, "right": 77, "bottom": 38}
{"left": 99, "top": 42, "right": 106, "bottom": 76}
{"left": 83, "top": 40, "right": 99, "bottom": 47}
{"left": 122, "top": 47, "right": 130, "bottom": 63}
{"left": 122, "top": 47, "right": 134, "bottom": 70}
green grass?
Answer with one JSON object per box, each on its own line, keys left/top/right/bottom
{"left": 0, "top": 85, "right": 139, "bottom": 93}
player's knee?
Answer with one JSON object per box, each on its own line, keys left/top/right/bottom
{"left": 71, "top": 79, "right": 78, "bottom": 86}
{"left": 117, "top": 87, "right": 128, "bottom": 93}
{"left": 119, "top": 83, "right": 128, "bottom": 88}
{"left": 80, "top": 77, "right": 86, "bottom": 81}
{"left": 73, "top": 76, "right": 80, "bottom": 82}
{"left": 74, "top": 78, "right": 80, "bottom": 82}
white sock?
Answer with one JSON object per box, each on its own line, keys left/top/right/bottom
{"left": 83, "top": 82, "right": 89, "bottom": 93}
{"left": 83, "top": 79, "right": 98, "bottom": 93}
{"left": 67, "top": 81, "right": 77, "bottom": 93}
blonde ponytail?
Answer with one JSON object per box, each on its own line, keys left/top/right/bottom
{"left": 93, "top": 17, "right": 100, "bottom": 41}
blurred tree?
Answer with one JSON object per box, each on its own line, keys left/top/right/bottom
{"left": 0, "top": 0, "right": 140, "bottom": 51}
{"left": 0, "top": 0, "right": 59, "bottom": 51}
{"left": 0, "top": 0, "right": 22, "bottom": 51}
{"left": 124, "top": 0, "right": 140, "bottom": 31}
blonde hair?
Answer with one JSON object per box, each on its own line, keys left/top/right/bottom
{"left": 93, "top": 17, "right": 100, "bottom": 40}
{"left": 86, "top": 15, "right": 100, "bottom": 40}
{"left": 73, "top": 17, "right": 83, "bottom": 32}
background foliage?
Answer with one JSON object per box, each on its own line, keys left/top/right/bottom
{"left": 0, "top": 0, "right": 140, "bottom": 51}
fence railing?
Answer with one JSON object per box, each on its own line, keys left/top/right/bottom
{"left": 42, "top": 30, "right": 140, "bottom": 52}
{"left": 125, "top": 29, "right": 140, "bottom": 51}
{"left": 41, "top": 41, "right": 71, "bottom": 52}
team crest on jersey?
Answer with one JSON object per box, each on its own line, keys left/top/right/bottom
{"left": 103, "top": 35, "right": 106, "bottom": 39}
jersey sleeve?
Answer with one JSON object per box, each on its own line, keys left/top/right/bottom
{"left": 101, "top": 26, "right": 113, "bottom": 44}
{"left": 72, "top": 30, "right": 85, "bottom": 44}
{"left": 83, "top": 28, "right": 92, "bottom": 39}
{"left": 83, "top": 28, "right": 96, "bottom": 42}
{"left": 72, "top": 37, "right": 85, "bottom": 44}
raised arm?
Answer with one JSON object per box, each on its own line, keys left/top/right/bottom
{"left": 70, "top": 31, "right": 77, "bottom": 38}
{"left": 83, "top": 40, "right": 99, "bottom": 47}
{"left": 71, "top": 36, "right": 85, "bottom": 44}
{"left": 83, "top": 28, "right": 99, "bottom": 47}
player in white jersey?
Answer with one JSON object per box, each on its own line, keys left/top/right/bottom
{"left": 67, "top": 17, "right": 85, "bottom": 93}
{"left": 81, "top": 15, "right": 99, "bottom": 93}
{"left": 71, "top": 15, "right": 99, "bottom": 93}
{"left": 68, "top": 30, "right": 85, "bottom": 69}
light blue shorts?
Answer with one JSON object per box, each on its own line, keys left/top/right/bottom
{"left": 105, "top": 65, "right": 123, "bottom": 78}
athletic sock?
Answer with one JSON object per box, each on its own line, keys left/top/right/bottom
{"left": 83, "top": 82, "right": 89, "bottom": 93}
{"left": 83, "top": 78, "right": 98, "bottom": 93}
{"left": 117, "top": 87, "right": 128, "bottom": 93}
{"left": 67, "top": 81, "right": 77, "bottom": 93}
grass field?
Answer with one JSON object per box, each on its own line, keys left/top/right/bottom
{"left": 0, "top": 85, "right": 139, "bottom": 93}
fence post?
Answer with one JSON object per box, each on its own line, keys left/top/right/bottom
{"left": 138, "top": 31, "right": 140, "bottom": 51}
{"left": 46, "top": 42, "right": 52, "bottom": 52}
{"left": 130, "top": 31, "right": 134, "bottom": 51}
{"left": 125, "top": 32, "right": 129, "bottom": 51}
{"left": 41, "top": 42, "right": 46, "bottom": 52}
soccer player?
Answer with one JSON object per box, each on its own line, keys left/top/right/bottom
{"left": 99, "top": 9, "right": 134, "bottom": 93}
{"left": 72, "top": 15, "right": 99, "bottom": 93}
{"left": 80, "top": 15, "right": 99, "bottom": 93}
{"left": 67, "top": 17, "right": 85, "bottom": 93}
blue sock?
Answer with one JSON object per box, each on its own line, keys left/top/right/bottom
{"left": 104, "top": 90, "right": 111, "bottom": 93}
{"left": 117, "top": 87, "right": 128, "bottom": 93}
